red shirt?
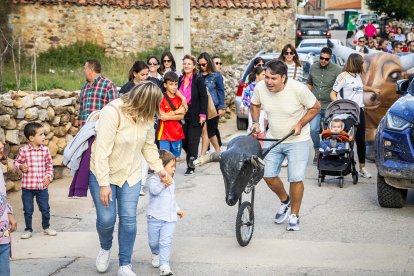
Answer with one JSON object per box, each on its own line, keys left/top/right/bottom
{"left": 14, "top": 144, "right": 54, "bottom": 190}
{"left": 157, "top": 95, "right": 185, "bottom": 142}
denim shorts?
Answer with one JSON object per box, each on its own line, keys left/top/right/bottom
{"left": 263, "top": 140, "right": 309, "bottom": 182}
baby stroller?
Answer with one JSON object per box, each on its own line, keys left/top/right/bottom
{"left": 317, "top": 99, "right": 360, "bottom": 188}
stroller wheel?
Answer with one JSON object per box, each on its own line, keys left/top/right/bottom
{"left": 317, "top": 174, "right": 325, "bottom": 187}
{"left": 339, "top": 177, "right": 344, "bottom": 188}
{"left": 352, "top": 171, "right": 358, "bottom": 184}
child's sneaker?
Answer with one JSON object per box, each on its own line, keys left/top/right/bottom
{"left": 44, "top": 228, "right": 57, "bottom": 236}
{"left": 21, "top": 231, "right": 32, "bottom": 239}
{"left": 159, "top": 264, "right": 173, "bottom": 275}
{"left": 286, "top": 214, "right": 300, "bottom": 231}
{"left": 118, "top": 264, "right": 136, "bottom": 276}
{"left": 152, "top": 254, "right": 160, "bottom": 268}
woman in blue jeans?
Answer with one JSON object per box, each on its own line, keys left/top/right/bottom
{"left": 89, "top": 81, "right": 169, "bottom": 276}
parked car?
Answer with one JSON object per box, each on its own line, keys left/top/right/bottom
{"left": 296, "top": 15, "right": 331, "bottom": 46}
{"left": 328, "top": 18, "right": 341, "bottom": 30}
{"left": 296, "top": 47, "right": 345, "bottom": 67}
{"left": 298, "top": 38, "right": 343, "bottom": 49}
{"left": 375, "top": 78, "right": 414, "bottom": 208}
{"left": 234, "top": 51, "right": 312, "bottom": 130}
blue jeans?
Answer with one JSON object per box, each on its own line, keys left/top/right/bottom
{"left": 21, "top": 188, "right": 50, "bottom": 232}
{"left": 147, "top": 216, "right": 176, "bottom": 266}
{"left": 159, "top": 140, "right": 182, "bottom": 158}
{"left": 89, "top": 172, "right": 141, "bottom": 266}
{"left": 0, "top": 243, "right": 10, "bottom": 276}
{"left": 310, "top": 109, "right": 325, "bottom": 150}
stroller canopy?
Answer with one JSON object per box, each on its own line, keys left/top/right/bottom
{"left": 324, "top": 99, "right": 360, "bottom": 126}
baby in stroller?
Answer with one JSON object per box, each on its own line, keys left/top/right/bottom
{"left": 319, "top": 118, "right": 353, "bottom": 156}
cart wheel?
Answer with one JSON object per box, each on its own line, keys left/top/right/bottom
{"left": 339, "top": 178, "right": 344, "bottom": 188}
{"left": 352, "top": 171, "right": 358, "bottom": 184}
{"left": 236, "top": 201, "right": 254, "bottom": 247}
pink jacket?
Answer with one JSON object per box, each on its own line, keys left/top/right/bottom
{"left": 0, "top": 169, "right": 13, "bottom": 245}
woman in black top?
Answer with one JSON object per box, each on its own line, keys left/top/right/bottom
{"left": 178, "top": 54, "right": 208, "bottom": 175}
{"left": 119, "top": 61, "right": 149, "bottom": 94}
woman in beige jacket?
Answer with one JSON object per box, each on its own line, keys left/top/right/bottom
{"left": 89, "top": 81, "right": 169, "bottom": 276}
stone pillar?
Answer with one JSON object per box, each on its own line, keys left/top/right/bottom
{"left": 170, "top": 0, "right": 191, "bottom": 72}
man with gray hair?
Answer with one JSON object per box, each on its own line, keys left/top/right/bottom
{"left": 250, "top": 59, "right": 320, "bottom": 231}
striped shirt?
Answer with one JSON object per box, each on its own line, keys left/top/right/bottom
{"left": 287, "top": 63, "right": 303, "bottom": 81}
{"left": 90, "top": 99, "right": 163, "bottom": 187}
{"left": 14, "top": 145, "right": 53, "bottom": 190}
{"left": 79, "top": 75, "right": 118, "bottom": 126}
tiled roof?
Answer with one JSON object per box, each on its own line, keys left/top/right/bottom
{"left": 10, "top": 0, "right": 290, "bottom": 9}
{"left": 325, "top": 1, "right": 361, "bottom": 10}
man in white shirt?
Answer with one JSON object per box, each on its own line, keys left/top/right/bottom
{"left": 250, "top": 60, "right": 320, "bottom": 231}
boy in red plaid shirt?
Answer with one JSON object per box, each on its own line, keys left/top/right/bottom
{"left": 14, "top": 122, "right": 56, "bottom": 239}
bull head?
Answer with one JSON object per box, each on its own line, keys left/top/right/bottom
{"left": 191, "top": 136, "right": 264, "bottom": 206}
{"left": 327, "top": 40, "right": 414, "bottom": 158}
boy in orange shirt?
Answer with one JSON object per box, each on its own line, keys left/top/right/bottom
{"left": 158, "top": 72, "right": 186, "bottom": 158}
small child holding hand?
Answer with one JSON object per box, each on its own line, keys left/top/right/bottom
{"left": 147, "top": 150, "right": 184, "bottom": 276}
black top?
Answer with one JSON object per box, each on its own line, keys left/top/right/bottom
{"left": 119, "top": 77, "right": 164, "bottom": 94}
{"left": 178, "top": 74, "right": 208, "bottom": 126}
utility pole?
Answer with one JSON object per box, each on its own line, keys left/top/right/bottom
{"left": 170, "top": 0, "right": 191, "bottom": 72}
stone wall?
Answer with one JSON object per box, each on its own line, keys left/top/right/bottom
{"left": 0, "top": 90, "right": 80, "bottom": 191}
{"left": 8, "top": 4, "right": 295, "bottom": 60}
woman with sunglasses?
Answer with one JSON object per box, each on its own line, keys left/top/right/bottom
{"left": 147, "top": 56, "right": 163, "bottom": 81}
{"left": 197, "top": 52, "right": 225, "bottom": 157}
{"left": 278, "top": 44, "right": 303, "bottom": 81}
{"left": 330, "top": 53, "right": 380, "bottom": 179}
{"left": 179, "top": 55, "right": 208, "bottom": 175}
{"left": 253, "top": 57, "right": 265, "bottom": 68}
{"left": 160, "top": 51, "right": 180, "bottom": 78}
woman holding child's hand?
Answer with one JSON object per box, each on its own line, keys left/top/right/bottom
{"left": 90, "top": 81, "right": 166, "bottom": 276}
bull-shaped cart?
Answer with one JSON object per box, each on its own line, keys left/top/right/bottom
{"left": 191, "top": 131, "right": 293, "bottom": 246}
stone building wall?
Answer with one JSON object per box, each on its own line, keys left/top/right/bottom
{"left": 8, "top": 4, "right": 295, "bottom": 59}
{"left": 0, "top": 90, "right": 80, "bottom": 191}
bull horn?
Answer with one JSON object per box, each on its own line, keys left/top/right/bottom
{"left": 190, "top": 152, "right": 221, "bottom": 168}
{"left": 328, "top": 39, "right": 359, "bottom": 61}
{"left": 400, "top": 54, "right": 414, "bottom": 71}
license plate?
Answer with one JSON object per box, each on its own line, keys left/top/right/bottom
{"left": 308, "top": 31, "right": 320, "bottom": 35}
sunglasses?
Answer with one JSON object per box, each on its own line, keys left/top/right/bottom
{"left": 256, "top": 63, "right": 265, "bottom": 67}
{"left": 284, "top": 51, "right": 295, "bottom": 56}
{"left": 148, "top": 62, "right": 159, "bottom": 66}
{"left": 163, "top": 59, "right": 172, "bottom": 63}
{"left": 215, "top": 62, "right": 223, "bottom": 65}
{"left": 358, "top": 40, "right": 366, "bottom": 43}
{"left": 320, "top": 56, "right": 330, "bottom": 61}
{"left": 198, "top": 63, "right": 207, "bottom": 67}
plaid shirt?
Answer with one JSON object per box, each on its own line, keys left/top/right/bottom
{"left": 14, "top": 145, "right": 53, "bottom": 190}
{"left": 79, "top": 75, "right": 118, "bottom": 126}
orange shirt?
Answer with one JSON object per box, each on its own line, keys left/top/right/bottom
{"left": 157, "top": 96, "right": 185, "bottom": 142}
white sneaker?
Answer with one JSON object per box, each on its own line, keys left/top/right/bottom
{"left": 281, "top": 158, "right": 288, "bottom": 167}
{"left": 118, "top": 264, "right": 137, "bottom": 276}
{"left": 43, "top": 228, "right": 57, "bottom": 236}
{"left": 96, "top": 248, "right": 111, "bottom": 273}
{"left": 21, "top": 231, "right": 32, "bottom": 239}
{"left": 274, "top": 199, "right": 291, "bottom": 224}
{"left": 286, "top": 214, "right": 300, "bottom": 231}
{"left": 159, "top": 264, "right": 173, "bottom": 276}
{"left": 359, "top": 168, "right": 372, "bottom": 178}
{"left": 152, "top": 254, "right": 160, "bottom": 268}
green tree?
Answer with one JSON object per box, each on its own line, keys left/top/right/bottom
{"left": 366, "top": 0, "right": 414, "bottom": 20}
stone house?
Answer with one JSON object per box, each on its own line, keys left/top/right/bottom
{"left": 7, "top": 0, "right": 295, "bottom": 60}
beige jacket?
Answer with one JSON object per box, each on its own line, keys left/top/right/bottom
{"left": 90, "top": 99, "right": 163, "bottom": 187}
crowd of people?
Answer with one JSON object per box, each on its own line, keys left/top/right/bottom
{"left": 346, "top": 23, "right": 414, "bottom": 54}
{"left": 1, "top": 25, "right": 413, "bottom": 275}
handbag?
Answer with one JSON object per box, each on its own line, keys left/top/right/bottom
{"left": 207, "top": 91, "right": 218, "bottom": 120}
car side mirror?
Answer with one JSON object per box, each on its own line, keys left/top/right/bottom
{"left": 396, "top": 79, "right": 410, "bottom": 95}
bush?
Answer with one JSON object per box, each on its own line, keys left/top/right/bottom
{"left": 38, "top": 41, "right": 105, "bottom": 70}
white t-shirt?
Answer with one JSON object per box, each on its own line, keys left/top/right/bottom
{"left": 250, "top": 79, "right": 317, "bottom": 143}
{"left": 332, "top": 72, "right": 364, "bottom": 107}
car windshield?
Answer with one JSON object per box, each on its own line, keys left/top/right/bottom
{"left": 300, "top": 20, "right": 328, "bottom": 29}
{"left": 300, "top": 43, "right": 326, "bottom": 48}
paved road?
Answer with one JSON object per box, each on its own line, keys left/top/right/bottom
{"left": 7, "top": 115, "right": 414, "bottom": 276}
